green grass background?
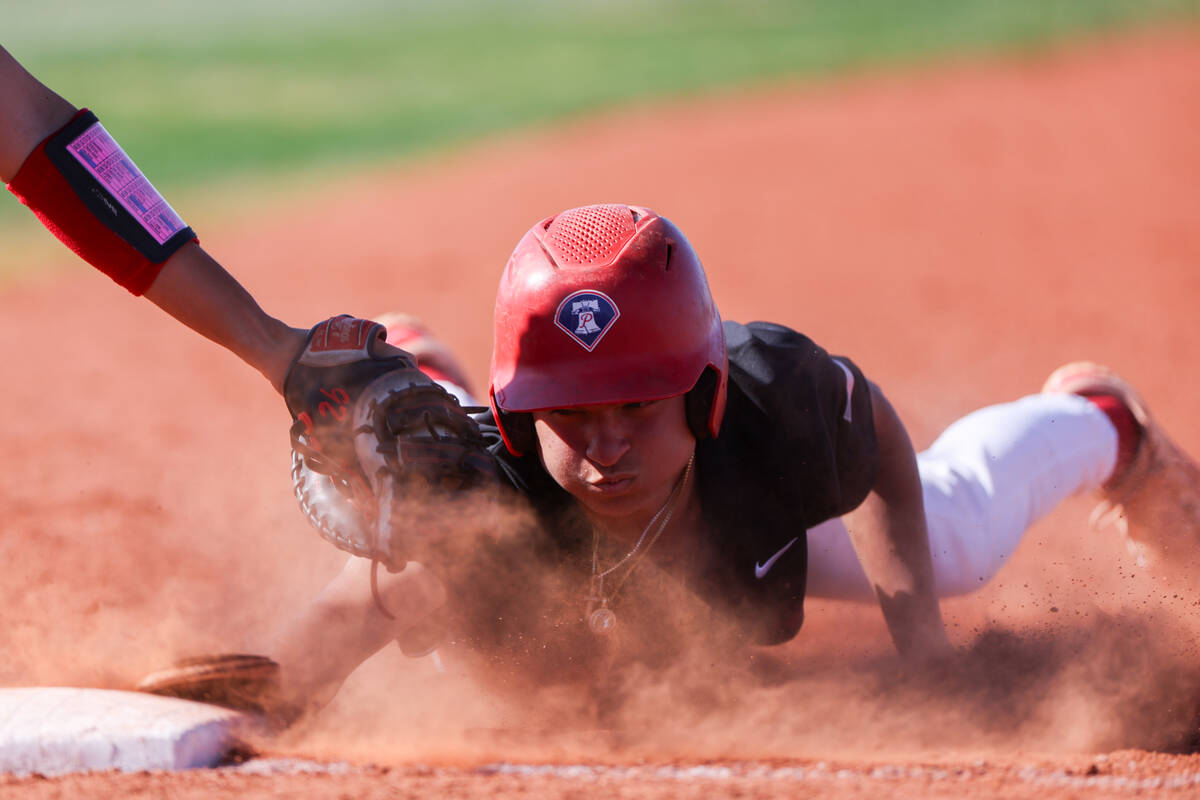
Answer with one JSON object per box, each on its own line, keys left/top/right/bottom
{"left": 3, "top": 0, "right": 1197, "bottom": 255}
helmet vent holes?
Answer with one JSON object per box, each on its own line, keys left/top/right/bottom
{"left": 664, "top": 243, "right": 674, "bottom": 271}
{"left": 545, "top": 204, "right": 637, "bottom": 266}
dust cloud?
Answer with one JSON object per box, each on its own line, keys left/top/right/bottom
{"left": 272, "top": 520, "right": 1200, "bottom": 766}
{"left": 0, "top": 449, "right": 348, "bottom": 690}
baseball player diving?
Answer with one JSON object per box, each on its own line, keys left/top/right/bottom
{"left": 4, "top": 45, "right": 1199, "bottom": 722}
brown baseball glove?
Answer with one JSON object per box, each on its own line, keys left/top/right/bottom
{"left": 135, "top": 654, "right": 300, "bottom": 726}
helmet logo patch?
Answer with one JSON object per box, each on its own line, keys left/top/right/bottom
{"left": 554, "top": 290, "right": 620, "bottom": 352}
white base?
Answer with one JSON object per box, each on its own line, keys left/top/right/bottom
{"left": 0, "top": 687, "right": 252, "bottom": 776}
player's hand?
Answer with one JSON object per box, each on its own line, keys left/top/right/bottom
{"left": 893, "top": 607, "right": 956, "bottom": 666}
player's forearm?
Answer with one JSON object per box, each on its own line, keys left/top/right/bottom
{"left": 268, "top": 558, "right": 447, "bottom": 710}
{"left": 845, "top": 383, "right": 951, "bottom": 659}
{"left": 143, "top": 245, "right": 305, "bottom": 392}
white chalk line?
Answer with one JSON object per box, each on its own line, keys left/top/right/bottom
{"left": 230, "top": 757, "right": 1200, "bottom": 792}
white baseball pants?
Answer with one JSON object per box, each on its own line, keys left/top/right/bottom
{"left": 806, "top": 393, "right": 1117, "bottom": 600}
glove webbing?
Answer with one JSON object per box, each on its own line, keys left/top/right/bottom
{"left": 359, "top": 385, "right": 494, "bottom": 620}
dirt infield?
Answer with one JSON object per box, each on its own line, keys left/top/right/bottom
{"left": 2, "top": 26, "right": 1199, "bottom": 798}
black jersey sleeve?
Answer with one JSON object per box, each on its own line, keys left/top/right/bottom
{"left": 815, "top": 345, "right": 880, "bottom": 519}
{"left": 723, "top": 321, "right": 880, "bottom": 526}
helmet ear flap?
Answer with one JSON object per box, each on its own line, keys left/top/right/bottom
{"left": 685, "top": 367, "right": 720, "bottom": 440}
{"left": 498, "top": 410, "right": 536, "bottom": 456}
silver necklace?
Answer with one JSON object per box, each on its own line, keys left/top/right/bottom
{"left": 586, "top": 453, "right": 695, "bottom": 635}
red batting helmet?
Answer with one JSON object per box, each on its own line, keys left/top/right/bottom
{"left": 489, "top": 204, "right": 728, "bottom": 456}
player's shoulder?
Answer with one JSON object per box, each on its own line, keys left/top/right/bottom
{"left": 721, "top": 319, "right": 872, "bottom": 432}
{"left": 724, "top": 319, "right": 821, "bottom": 350}
{"left": 714, "top": 320, "right": 879, "bottom": 525}
{"left": 723, "top": 320, "right": 838, "bottom": 384}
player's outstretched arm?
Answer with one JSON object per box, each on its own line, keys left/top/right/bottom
{"left": 267, "top": 557, "right": 448, "bottom": 713}
{"left": 842, "top": 382, "right": 953, "bottom": 662}
{"left": 1, "top": 44, "right": 304, "bottom": 391}
{"left": 142, "top": 248, "right": 305, "bottom": 392}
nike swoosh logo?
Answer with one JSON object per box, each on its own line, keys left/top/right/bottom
{"left": 754, "top": 537, "right": 799, "bottom": 579}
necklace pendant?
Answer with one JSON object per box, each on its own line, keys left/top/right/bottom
{"left": 588, "top": 606, "right": 617, "bottom": 634}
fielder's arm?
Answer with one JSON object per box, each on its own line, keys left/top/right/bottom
{"left": 1, "top": 44, "right": 304, "bottom": 392}
{"left": 841, "top": 382, "right": 953, "bottom": 661}
{"left": 0, "top": 46, "right": 73, "bottom": 177}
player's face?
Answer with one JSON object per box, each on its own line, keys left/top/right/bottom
{"left": 532, "top": 396, "right": 695, "bottom": 538}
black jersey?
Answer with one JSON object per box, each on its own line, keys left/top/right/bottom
{"left": 477, "top": 321, "right": 879, "bottom": 649}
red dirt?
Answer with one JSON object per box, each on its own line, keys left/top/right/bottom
{"left": 3, "top": 26, "right": 1200, "bottom": 798}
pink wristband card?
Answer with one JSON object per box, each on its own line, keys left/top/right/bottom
{"left": 66, "top": 122, "right": 187, "bottom": 245}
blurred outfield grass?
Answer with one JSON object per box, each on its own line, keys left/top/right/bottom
{"left": 3, "top": 0, "right": 1197, "bottom": 234}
